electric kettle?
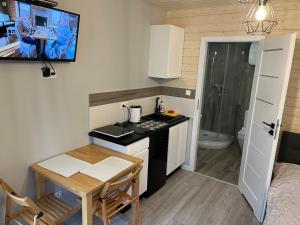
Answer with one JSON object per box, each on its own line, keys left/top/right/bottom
{"left": 129, "top": 105, "right": 142, "bottom": 123}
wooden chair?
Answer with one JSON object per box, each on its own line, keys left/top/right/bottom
{"left": 93, "top": 165, "right": 143, "bottom": 225}
{"left": 0, "top": 178, "right": 79, "bottom": 225}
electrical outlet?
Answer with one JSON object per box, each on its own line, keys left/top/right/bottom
{"left": 41, "top": 68, "right": 57, "bottom": 79}
{"left": 185, "top": 89, "right": 192, "bottom": 96}
{"left": 54, "top": 190, "right": 62, "bottom": 199}
{"left": 120, "top": 101, "right": 129, "bottom": 110}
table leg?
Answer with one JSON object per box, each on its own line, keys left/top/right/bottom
{"left": 35, "top": 173, "right": 46, "bottom": 200}
{"left": 132, "top": 175, "right": 141, "bottom": 225}
{"left": 82, "top": 193, "right": 93, "bottom": 225}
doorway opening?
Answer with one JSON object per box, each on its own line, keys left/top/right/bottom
{"left": 190, "top": 36, "right": 264, "bottom": 186}
{"left": 188, "top": 34, "right": 296, "bottom": 222}
{"left": 196, "top": 42, "right": 256, "bottom": 185}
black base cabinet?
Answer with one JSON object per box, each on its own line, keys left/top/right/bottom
{"left": 144, "top": 128, "right": 169, "bottom": 197}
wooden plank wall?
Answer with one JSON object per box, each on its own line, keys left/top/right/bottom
{"left": 164, "top": 0, "right": 300, "bottom": 133}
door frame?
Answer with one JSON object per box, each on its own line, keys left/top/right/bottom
{"left": 188, "top": 36, "right": 265, "bottom": 172}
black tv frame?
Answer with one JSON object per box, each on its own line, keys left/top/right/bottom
{"left": 0, "top": 0, "right": 80, "bottom": 62}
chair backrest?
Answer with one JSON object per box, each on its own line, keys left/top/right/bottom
{"left": 0, "top": 178, "right": 32, "bottom": 208}
{"left": 100, "top": 165, "right": 143, "bottom": 200}
{"left": 0, "top": 178, "right": 54, "bottom": 225}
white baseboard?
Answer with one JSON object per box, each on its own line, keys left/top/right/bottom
{"left": 182, "top": 164, "right": 194, "bottom": 171}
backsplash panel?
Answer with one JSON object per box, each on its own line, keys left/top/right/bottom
{"left": 89, "top": 96, "right": 159, "bottom": 130}
{"left": 89, "top": 86, "right": 195, "bottom": 107}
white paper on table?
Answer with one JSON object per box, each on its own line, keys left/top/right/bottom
{"left": 38, "top": 154, "right": 92, "bottom": 177}
{"left": 80, "top": 156, "right": 134, "bottom": 182}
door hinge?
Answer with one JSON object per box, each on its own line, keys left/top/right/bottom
{"left": 197, "top": 99, "right": 200, "bottom": 110}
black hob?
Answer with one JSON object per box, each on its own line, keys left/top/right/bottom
{"left": 137, "top": 120, "right": 168, "bottom": 130}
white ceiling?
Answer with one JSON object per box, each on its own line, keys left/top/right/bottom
{"left": 144, "top": 0, "right": 238, "bottom": 9}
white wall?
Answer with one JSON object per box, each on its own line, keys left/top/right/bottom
{"left": 127, "top": 1, "right": 164, "bottom": 88}
{"left": 0, "top": 0, "right": 165, "bottom": 213}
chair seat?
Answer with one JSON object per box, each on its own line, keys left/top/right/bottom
{"left": 94, "top": 189, "right": 132, "bottom": 217}
{"left": 17, "top": 194, "right": 79, "bottom": 225}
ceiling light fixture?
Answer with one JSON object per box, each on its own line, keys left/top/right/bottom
{"left": 240, "top": 0, "right": 278, "bottom": 35}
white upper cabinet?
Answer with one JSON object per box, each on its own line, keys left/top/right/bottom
{"left": 148, "top": 25, "right": 184, "bottom": 79}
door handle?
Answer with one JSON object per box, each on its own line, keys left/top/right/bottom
{"left": 263, "top": 122, "right": 275, "bottom": 130}
{"left": 263, "top": 120, "right": 280, "bottom": 138}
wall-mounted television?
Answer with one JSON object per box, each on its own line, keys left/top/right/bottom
{"left": 0, "top": 0, "right": 80, "bottom": 62}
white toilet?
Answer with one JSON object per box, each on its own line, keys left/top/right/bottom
{"left": 238, "top": 111, "right": 249, "bottom": 153}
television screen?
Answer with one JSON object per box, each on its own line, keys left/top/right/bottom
{"left": 0, "top": 0, "right": 80, "bottom": 61}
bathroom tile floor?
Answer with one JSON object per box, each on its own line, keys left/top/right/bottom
{"left": 196, "top": 142, "right": 242, "bottom": 185}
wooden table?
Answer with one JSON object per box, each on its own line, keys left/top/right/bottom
{"left": 31, "top": 144, "right": 143, "bottom": 225}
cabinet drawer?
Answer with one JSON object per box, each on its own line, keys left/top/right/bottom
{"left": 127, "top": 138, "right": 150, "bottom": 155}
{"left": 92, "top": 137, "right": 149, "bottom": 156}
{"left": 134, "top": 149, "right": 149, "bottom": 195}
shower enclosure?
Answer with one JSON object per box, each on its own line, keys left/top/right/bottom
{"left": 198, "top": 42, "right": 255, "bottom": 150}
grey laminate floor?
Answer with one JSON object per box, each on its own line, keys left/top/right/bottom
{"left": 64, "top": 170, "right": 260, "bottom": 225}
{"left": 196, "top": 143, "right": 242, "bottom": 185}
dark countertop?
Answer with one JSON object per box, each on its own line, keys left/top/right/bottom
{"left": 89, "top": 114, "right": 189, "bottom": 146}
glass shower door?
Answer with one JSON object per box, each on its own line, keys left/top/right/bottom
{"left": 218, "top": 43, "right": 255, "bottom": 139}
{"left": 201, "top": 43, "right": 229, "bottom": 134}
{"left": 199, "top": 42, "right": 254, "bottom": 149}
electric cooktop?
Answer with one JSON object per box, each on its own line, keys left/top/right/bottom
{"left": 92, "top": 125, "right": 134, "bottom": 138}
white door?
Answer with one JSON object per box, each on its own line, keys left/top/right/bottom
{"left": 238, "top": 33, "right": 296, "bottom": 222}
{"left": 177, "top": 121, "right": 189, "bottom": 166}
{"left": 167, "top": 121, "right": 188, "bottom": 175}
{"left": 167, "top": 124, "right": 181, "bottom": 175}
{"left": 134, "top": 149, "right": 149, "bottom": 195}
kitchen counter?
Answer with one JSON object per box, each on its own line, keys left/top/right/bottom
{"left": 89, "top": 114, "right": 189, "bottom": 146}
{"left": 89, "top": 113, "right": 190, "bottom": 197}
